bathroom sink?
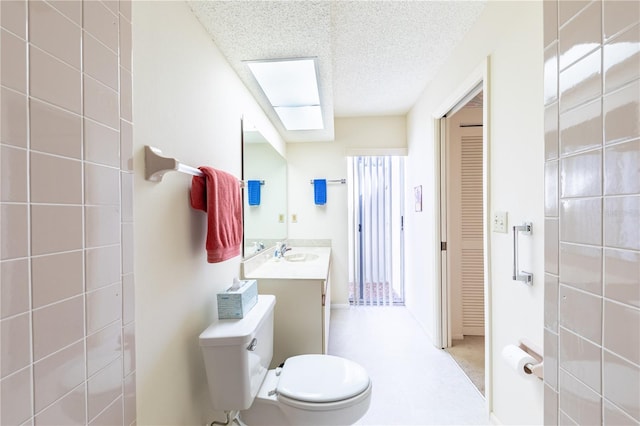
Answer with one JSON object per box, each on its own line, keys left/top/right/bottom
{"left": 283, "top": 252, "right": 320, "bottom": 262}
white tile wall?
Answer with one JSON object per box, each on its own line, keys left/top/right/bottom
{"left": 544, "top": 1, "right": 640, "bottom": 424}
{"left": 0, "top": 1, "right": 135, "bottom": 424}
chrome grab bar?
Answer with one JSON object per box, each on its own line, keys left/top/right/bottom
{"left": 513, "top": 223, "right": 533, "bottom": 285}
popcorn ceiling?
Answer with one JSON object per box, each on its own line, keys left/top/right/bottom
{"left": 188, "top": 0, "right": 486, "bottom": 142}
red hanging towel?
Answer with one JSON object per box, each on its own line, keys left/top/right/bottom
{"left": 190, "top": 166, "right": 243, "bottom": 263}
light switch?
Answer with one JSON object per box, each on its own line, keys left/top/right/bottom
{"left": 291, "top": 214, "right": 298, "bottom": 223}
{"left": 492, "top": 211, "right": 508, "bottom": 233}
{"left": 278, "top": 214, "right": 284, "bottom": 223}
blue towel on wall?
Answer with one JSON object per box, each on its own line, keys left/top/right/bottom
{"left": 314, "top": 179, "right": 327, "bottom": 205}
{"left": 247, "top": 180, "right": 261, "bottom": 206}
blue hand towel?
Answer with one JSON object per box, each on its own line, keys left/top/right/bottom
{"left": 314, "top": 179, "right": 327, "bottom": 205}
{"left": 247, "top": 180, "right": 261, "bottom": 206}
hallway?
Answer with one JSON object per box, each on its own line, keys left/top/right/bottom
{"left": 329, "top": 307, "right": 487, "bottom": 425}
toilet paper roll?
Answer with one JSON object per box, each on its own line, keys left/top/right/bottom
{"left": 502, "top": 344, "right": 537, "bottom": 378}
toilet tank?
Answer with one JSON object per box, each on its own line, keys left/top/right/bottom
{"left": 199, "top": 294, "right": 275, "bottom": 411}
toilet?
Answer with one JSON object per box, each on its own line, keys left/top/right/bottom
{"left": 199, "top": 294, "right": 372, "bottom": 425}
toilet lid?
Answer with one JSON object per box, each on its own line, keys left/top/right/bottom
{"left": 277, "top": 355, "right": 370, "bottom": 403}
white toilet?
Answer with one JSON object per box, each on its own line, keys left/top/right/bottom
{"left": 199, "top": 294, "right": 372, "bottom": 425}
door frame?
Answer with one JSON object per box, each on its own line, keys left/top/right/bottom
{"left": 432, "top": 58, "right": 492, "bottom": 412}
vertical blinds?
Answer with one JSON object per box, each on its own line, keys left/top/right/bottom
{"left": 349, "top": 156, "right": 395, "bottom": 306}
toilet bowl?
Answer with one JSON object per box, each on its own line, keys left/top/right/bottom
{"left": 199, "top": 295, "right": 372, "bottom": 426}
{"left": 241, "top": 354, "right": 372, "bottom": 426}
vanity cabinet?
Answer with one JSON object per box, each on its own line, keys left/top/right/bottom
{"left": 242, "top": 246, "right": 332, "bottom": 369}
{"left": 255, "top": 270, "right": 330, "bottom": 368}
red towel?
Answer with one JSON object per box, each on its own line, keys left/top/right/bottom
{"left": 190, "top": 166, "right": 243, "bottom": 263}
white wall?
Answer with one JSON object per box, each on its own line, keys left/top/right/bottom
{"left": 405, "top": 2, "right": 544, "bottom": 424}
{"left": 334, "top": 115, "right": 407, "bottom": 155}
{"left": 287, "top": 116, "right": 406, "bottom": 304}
{"left": 132, "top": 2, "right": 283, "bottom": 424}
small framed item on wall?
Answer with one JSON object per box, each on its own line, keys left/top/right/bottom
{"left": 414, "top": 185, "right": 422, "bottom": 212}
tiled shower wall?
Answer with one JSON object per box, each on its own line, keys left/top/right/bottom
{"left": 0, "top": 1, "right": 135, "bottom": 424}
{"left": 543, "top": 1, "right": 640, "bottom": 425}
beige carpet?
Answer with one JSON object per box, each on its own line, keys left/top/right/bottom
{"left": 445, "top": 336, "right": 485, "bottom": 395}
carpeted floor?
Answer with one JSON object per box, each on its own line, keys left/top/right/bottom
{"left": 445, "top": 336, "right": 485, "bottom": 395}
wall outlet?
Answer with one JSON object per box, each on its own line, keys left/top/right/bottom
{"left": 291, "top": 214, "right": 298, "bottom": 223}
{"left": 492, "top": 211, "right": 508, "bottom": 233}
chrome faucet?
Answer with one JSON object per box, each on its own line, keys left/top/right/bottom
{"left": 276, "top": 242, "right": 291, "bottom": 258}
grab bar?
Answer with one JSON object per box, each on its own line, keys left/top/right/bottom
{"left": 513, "top": 222, "right": 533, "bottom": 285}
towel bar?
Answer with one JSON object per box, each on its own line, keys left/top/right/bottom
{"left": 144, "top": 145, "right": 262, "bottom": 186}
{"left": 309, "top": 179, "right": 346, "bottom": 184}
{"left": 145, "top": 145, "right": 203, "bottom": 182}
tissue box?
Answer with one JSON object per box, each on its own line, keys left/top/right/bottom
{"left": 217, "top": 279, "right": 258, "bottom": 319}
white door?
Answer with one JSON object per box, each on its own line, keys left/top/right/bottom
{"left": 447, "top": 106, "right": 484, "bottom": 339}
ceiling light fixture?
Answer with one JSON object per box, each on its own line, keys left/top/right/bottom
{"left": 246, "top": 58, "right": 324, "bottom": 131}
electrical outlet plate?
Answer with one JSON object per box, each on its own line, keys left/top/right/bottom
{"left": 278, "top": 214, "right": 284, "bottom": 223}
{"left": 291, "top": 214, "right": 298, "bottom": 223}
{"left": 493, "top": 211, "right": 508, "bottom": 233}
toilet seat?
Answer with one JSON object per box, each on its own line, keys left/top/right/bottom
{"left": 277, "top": 355, "right": 370, "bottom": 403}
{"left": 243, "top": 356, "right": 373, "bottom": 425}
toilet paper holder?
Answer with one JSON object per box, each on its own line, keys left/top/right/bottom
{"left": 518, "top": 339, "right": 543, "bottom": 380}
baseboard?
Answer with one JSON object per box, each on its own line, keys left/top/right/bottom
{"left": 331, "top": 303, "right": 350, "bottom": 310}
{"left": 490, "top": 412, "right": 502, "bottom": 425}
{"left": 452, "top": 333, "right": 464, "bottom": 340}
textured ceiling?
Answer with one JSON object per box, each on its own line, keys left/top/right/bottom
{"left": 188, "top": 1, "right": 486, "bottom": 142}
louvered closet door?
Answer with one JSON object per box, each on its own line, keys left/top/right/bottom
{"left": 461, "top": 134, "right": 484, "bottom": 335}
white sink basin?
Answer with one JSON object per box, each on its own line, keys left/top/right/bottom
{"left": 283, "top": 252, "right": 320, "bottom": 262}
{"left": 244, "top": 246, "right": 331, "bottom": 279}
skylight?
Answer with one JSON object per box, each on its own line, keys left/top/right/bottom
{"left": 246, "top": 58, "right": 324, "bottom": 131}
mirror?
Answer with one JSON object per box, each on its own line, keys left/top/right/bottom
{"left": 242, "top": 119, "right": 287, "bottom": 257}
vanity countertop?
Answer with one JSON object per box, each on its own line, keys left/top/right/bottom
{"left": 243, "top": 246, "right": 331, "bottom": 280}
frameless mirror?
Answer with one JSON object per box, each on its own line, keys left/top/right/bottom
{"left": 242, "top": 119, "right": 287, "bottom": 257}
